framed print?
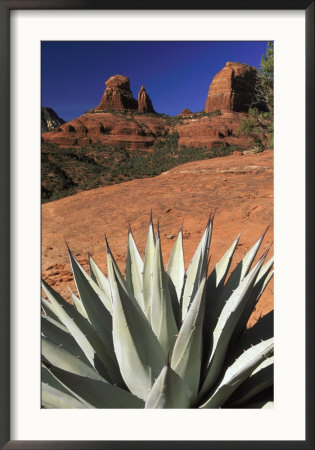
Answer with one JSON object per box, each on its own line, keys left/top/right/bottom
{"left": 0, "top": 1, "right": 314, "bottom": 449}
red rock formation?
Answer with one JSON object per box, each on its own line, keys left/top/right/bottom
{"left": 180, "top": 108, "right": 193, "bottom": 116}
{"left": 95, "top": 75, "right": 138, "bottom": 112}
{"left": 42, "top": 110, "right": 257, "bottom": 151}
{"left": 137, "top": 85, "right": 155, "bottom": 113}
{"left": 205, "top": 62, "right": 257, "bottom": 113}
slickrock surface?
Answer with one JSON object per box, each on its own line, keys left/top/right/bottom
{"left": 42, "top": 150, "right": 273, "bottom": 327}
{"left": 205, "top": 62, "right": 257, "bottom": 113}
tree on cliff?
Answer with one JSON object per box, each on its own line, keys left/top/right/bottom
{"left": 254, "top": 41, "right": 274, "bottom": 113}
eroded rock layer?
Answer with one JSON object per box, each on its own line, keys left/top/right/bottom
{"left": 138, "top": 85, "right": 155, "bottom": 113}
{"left": 205, "top": 62, "right": 257, "bottom": 113}
{"left": 95, "top": 75, "right": 138, "bottom": 112}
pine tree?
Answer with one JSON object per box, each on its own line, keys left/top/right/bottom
{"left": 255, "top": 42, "right": 274, "bottom": 113}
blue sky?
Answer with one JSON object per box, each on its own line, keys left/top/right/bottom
{"left": 41, "top": 41, "right": 268, "bottom": 122}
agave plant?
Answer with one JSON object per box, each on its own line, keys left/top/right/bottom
{"left": 41, "top": 215, "right": 274, "bottom": 409}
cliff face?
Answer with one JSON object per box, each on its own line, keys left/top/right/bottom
{"left": 41, "top": 107, "right": 65, "bottom": 132}
{"left": 205, "top": 62, "right": 257, "bottom": 113}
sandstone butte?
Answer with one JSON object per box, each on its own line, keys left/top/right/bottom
{"left": 205, "top": 62, "right": 257, "bottom": 113}
{"left": 42, "top": 150, "right": 273, "bottom": 328}
{"left": 42, "top": 63, "right": 262, "bottom": 151}
{"left": 138, "top": 85, "right": 155, "bottom": 113}
{"left": 95, "top": 75, "right": 138, "bottom": 112}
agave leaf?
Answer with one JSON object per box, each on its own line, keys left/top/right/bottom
{"left": 68, "top": 287, "right": 88, "bottom": 319}
{"left": 68, "top": 247, "right": 114, "bottom": 347}
{"left": 151, "top": 232, "right": 178, "bottom": 352}
{"left": 142, "top": 216, "right": 156, "bottom": 318}
{"left": 42, "top": 280, "right": 123, "bottom": 385}
{"left": 199, "top": 254, "right": 267, "bottom": 399}
{"left": 111, "top": 270, "right": 165, "bottom": 401}
{"left": 106, "top": 237, "right": 136, "bottom": 300}
{"left": 41, "top": 313, "right": 68, "bottom": 333}
{"left": 181, "top": 219, "right": 212, "bottom": 321}
{"left": 166, "top": 228, "right": 185, "bottom": 304}
{"left": 145, "top": 363, "right": 190, "bottom": 409}
{"left": 41, "top": 382, "right": 87, "bottom": 409}
{"left": 41, "top": 336, "right": 104, "bottom": 381}
{"left": 203, "top": 235, "right": 240, "bottom": 354}
{"left": 41, "top": 314, "right": 89, "bottom": 364}
{"left": 41, "top": 297, "right": 62, "bottom": 324}
{"left": 171, "top": 277, "right": 206, "bottom": 403}
{"left": 231, "top": 265, "right": 274, "bottom": 343}
{"left": 41, "top": 365, "right": 72, "bottom": 396}
{"left": 206, "top": 234, "right": 240, "bottom": 298}
{"left": 217, "top": 229, "right": 268, "bottom": 306}
{"left": 42, "top": 283, "right": 97, "bottom": 369}
{"left": 50, "top": 366, "right": 145, "bottom": 409}
{"left": 200, "top": 338, "right": 274, "bottom": 408}
{"left": 225, "top": 356, "right": 274, "bottom": 407}
{"left": 125, "top": 227, "right": 144, "bottom": 310}
{"left": 67, "top": 247, "right": 111, "bottom": 314}
{"left": 68, "top": 248, "right": 124, "bottom": 385}
{"left": 88, "top": 255, "right": 112, "bottom": 313}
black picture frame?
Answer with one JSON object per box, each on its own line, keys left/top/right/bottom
{"left": 0, "top": 1, "right": 314, "bottom": 449}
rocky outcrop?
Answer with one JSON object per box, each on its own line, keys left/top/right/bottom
{"left": 95, "top": 75, "right": 138, "bottom": 112}
{"left": 180, "top": 108, "right": 193, "bottom": 116}
{"left": 137, "top": 85, "right": 155, "bottom": 113}
{"left": 42, "top": 112, "right": 167, "bottom": 151}
{"left": 41, "top": 107, "right": 65, "bottom": 132}
{"left": 205, "top": 62, "right": 257, "bottom": 113}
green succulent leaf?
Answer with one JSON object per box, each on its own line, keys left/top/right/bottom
{"left": 171, "top": 277, "right": 206, "bottom": 403}
{"left": 42, "top": 280, "right": 123, "bottom": 385}
{"left": 203, "top": 234, "right": 240, "bottom": 354}
{"left": 41, "top": 382, "right": 87, "bottom": 409}
{"left": 41, "top": 297, "right": 62, "bottom": 324}
{"left": 166, "top": 227, "right": 185, "bottom": 304}
{"left": 68, "top": 287, "right": 88, "bottom": 319}
{"left": 225, "top": 356, "right": 274, "bottom": 407}
{"left": 125, "top": 227, "right": 144, "bottom": 310}
{"left": 150, "top": 231, "right": 178, "bottom": 352}
{"left": 145, "top": 363, "right": 190, "bottom": 409}
{"left": 200, "top": 338, "right": 274, "bottom": 408}
{"left": 41, "top": 365, "right": 72, "bottom": 396}
{"left": 41, "top": 314, "right": 89, "bottom": 364}
{"left": 232, "top": 262, "right": 274, "bottom": 343}
{"left": 217, "top": 229, "right": 268, "bottom": 306}
{"left": 49, "top": 366, "right": 145, "bottom": 408}
{"left": 88, "top": 255, "right": 112, "bottom": 313}
{"left": 41, "top": 336, "right": 103, "bottom": 380}
{"left": 199, "top": 253, "right": 267, "bottom": 399}
{"left": 41, "top": 217, "right": 274, "bottom": 410}
{"left": 67, "top": 248, "right": 124, "bottom": 385}
{"left": 206, "top": 233, "right": 240, "bottom": 298}
{"left": 111, "top": 269, "right": 165, "bottom": 401}
{"left": 142, "top": 216, "right": 156, "bottom": 318}
{"left": 181, "top": 218, "right": 212, "bottom": 321}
